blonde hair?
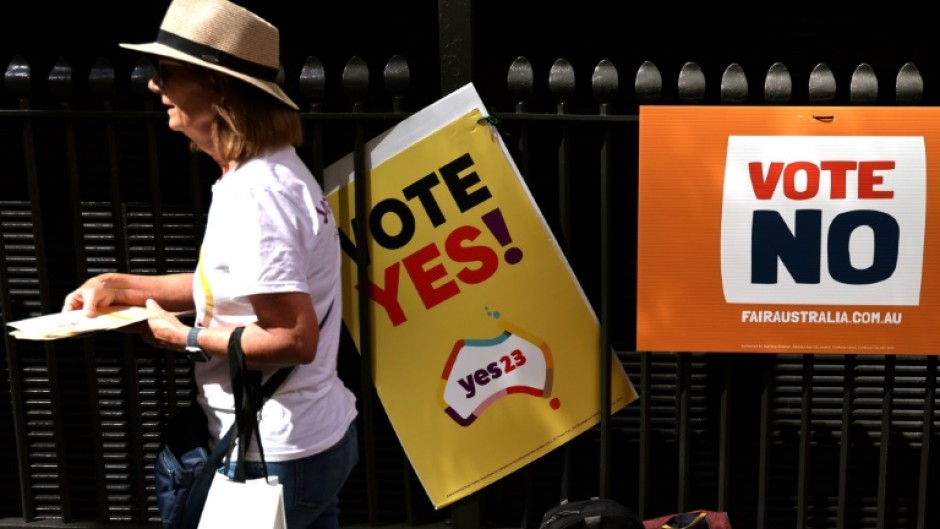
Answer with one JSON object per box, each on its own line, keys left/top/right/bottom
{"left": 206, "top": 74, "right": 303, "bottom": 162}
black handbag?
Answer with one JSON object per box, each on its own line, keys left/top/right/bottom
{"left": 539, "top": 498, "right": 644, "bottom": 529}
{"left": 154, "top": 327, "right": 292, "bottom": 529}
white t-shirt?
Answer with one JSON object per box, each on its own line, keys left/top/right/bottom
{"left": 192, "top": 145, "right": 356, "bottom": 462}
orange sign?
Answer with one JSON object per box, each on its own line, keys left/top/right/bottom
{"left": 637, "top": 106, "right": 940, "bottom": 354}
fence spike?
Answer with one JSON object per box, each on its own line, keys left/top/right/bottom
{"left": 88, "top": 56, "right": 116, "bottom": 101}
{"left": 129, "top": 57, "right": 156, "bottom": 101}
{"left": 548, "top": 58, "right": 575, "bottom": 114}
{"left": 678, "top": 61, "right": 705, "bottom": 104}
{"left": 591, "top": 59, "right": 618, "bottom": 114}
{"left": 635, "top": 61, "right": 662, "bottom": 105}
{"left": 298, "top": 56, "right": 326, "bottom": 110}
{"left": 764, "top": 61, "right": 792, "bottom": 104}
{"left": 384, "top": 55, "right": 410, "bottom": 112}
{"left": 507, "top": 56, "right": 534, "bottom": 111}
{"left": 896, "top": 62, "right": 923, "bottom": 105}
{"left": 341, "top": 56, "right": 370, "bottom": 110}
{"left": 850, "top": 63, "right": 878, "bottom": 105}
{"left": 5, "top": 55, "right": 32, "bottom": 101}
{"left": 808, "top": 63, "right": 836, "bottom": 105}
{"left": 720, "top": 63, "right": 748, "bottom": 104}
{"left": 48, "top": 58, "right": 73, "bottom": 103}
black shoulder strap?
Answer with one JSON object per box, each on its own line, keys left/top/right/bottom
{"left": 259, "top": 298, "right": 334, "bottom": 396}
{"left": 207, "top": 298, "right": 335, "bottom": 464}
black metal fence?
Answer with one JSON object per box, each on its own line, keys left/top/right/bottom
{"left": 1, "top": 40, "right": 939, "bottom": 529}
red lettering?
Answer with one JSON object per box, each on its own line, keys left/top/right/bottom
{"left": 445, "top": 225, "right": 499, "bottom": 285}
{"left": 364, "top": 262, "right": 407, "bottom": 327}
{"left": 858, "top": 160, "right": 895, "bottom": 198}
{"left": 750, "top": 160, "right": 895, "bottom": 199}
{"left": 403, "top": 243, "right": 460, "bottom": 310}
{"left": 819, "top": 161, "right": 855, "bottom": 199}
{"left": 749, "top": 161, "right": 783, "bottom": 199}
{"left": 783, "top": 161, "right": 819, "bottom": 200}
{"left": 362, "top": 226, "right": 503, "bottom": 326}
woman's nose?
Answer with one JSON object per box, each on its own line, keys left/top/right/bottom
{"left": 148, "top": 76, "right": 161, "bottom": 94}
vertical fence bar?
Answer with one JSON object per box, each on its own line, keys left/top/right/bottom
{"left": 1, "top": 58, "right": 34, "bottom": 523}
{"left": 796, "top": 355, "right": 815, "bottom": 529}
{"left": 123, "top": 54, "right": 164, "bottom": 524}
{"left": 434, "top": 35, "right": 472, "bottom": 519}
{"left": 0, "top": 214, "right": 29, "bottom": 520}
{"left": 757, "top": 357, "right": 774, "bottom": 529}
{"left": 132, "top": 56, "right": 197, "bottom": 525}
{"left": 717, "top": 357, "right": 732, "bottom": 510}
{"left": 549, "top": 59, "right": 574, "bottom": 254}
{"left": 384, "top": 57, "right": 415, "bottom": 527}
{"left": 506, "top": 56, "right": 537, "bottom": 527}
{"left": 876, "top": 355, "right": 895, "bottom": 529}
{"left": 121, "top": 58, "right": 169, "bottom": 276}
{"left": 674, "top": 63, "right": 704, "bottom": 512}
{"left": 507, "top": 57, "right": 532, "bottom": 183}
{"left": 548, "top": 58, "right": 575, "bottom": 504}
{"left": 437, "top": 0, "right": 474, "bottom": 96}
{"left": 53, "top": 57, "right": 111, "bottom": 523}
{"left": 638, "top": 352, "right": 651, "bottom": 518}
{"left": 95, "top": 58, "right": 152, "bottom": 523}
{"left": 100, "top": 84, "right": 130, "bottom": 275}
{"left": 592, "top": 59, "right": 618, "bottom": 500}
{"left": 299, "top": 56, "right": 327, "bottom": 183}
{"left": 676, "top": 355, "right": 691, "bottom": 511}
{"left": 633, "top": 59, "right": 660, "bottom": 522}
{"left": 916, "top": 355, "right": 936, "bottom": 529}
{"left": 836, "top": 354, "right": 857, "bottom": 529}
{"left": 130, "top": 58, "right": 185, "bottom": 414}
{"left": 15, "top": 56, "right": 75, "bottom": 522}
{"left": 343, "top": 56, "right": 381, "bottom": 527}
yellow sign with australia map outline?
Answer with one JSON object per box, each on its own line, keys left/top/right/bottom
{"left": 323, "top": 83, "right": 637, "bottom": 508}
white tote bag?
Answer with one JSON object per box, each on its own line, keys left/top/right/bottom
{"left": 197, "top": 471, "right": 286, "bottom": 529}
{"left": 198, "top": 327, "right": 287, "bottom": 529}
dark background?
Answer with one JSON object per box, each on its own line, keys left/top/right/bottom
{"left": 1, "top": 3, "right": 938, "bottom": 527}
{"left": 3, "top": 1, "right": 937, "bottom": 110}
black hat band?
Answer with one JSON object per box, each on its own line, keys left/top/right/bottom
{"left": 156, "top": 29, "right": 279, "bottom": 82}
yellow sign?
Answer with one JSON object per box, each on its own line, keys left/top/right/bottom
{"left": 325, "top": 84, "right": 637, "bottom": 508}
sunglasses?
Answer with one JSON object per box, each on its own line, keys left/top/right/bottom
{"left": 152, "top": 59, "right": 194, "bottom": 89}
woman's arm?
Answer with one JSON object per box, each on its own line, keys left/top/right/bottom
{"left": 175, "top": 291, "right": 320, "bottom": 369}
{"left": 62, "top": 272, "right": 195, "bottom": 316}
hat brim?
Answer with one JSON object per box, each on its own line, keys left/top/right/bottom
{"left": 120, "top": 41, "right": 299, "bottom": 110}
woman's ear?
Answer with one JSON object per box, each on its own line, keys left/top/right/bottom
{"left": 208, "top": 71, "right": 229, "bottom": 96}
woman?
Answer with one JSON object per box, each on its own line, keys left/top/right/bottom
{"left": 60, "top": 1, "right": 358, "bottom": 528}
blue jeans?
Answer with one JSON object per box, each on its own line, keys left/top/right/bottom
{"left": 222, "top": 421, "right": 359, "bottom": 529}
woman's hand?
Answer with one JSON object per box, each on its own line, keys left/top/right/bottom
{"left": 142, "top": 299, "right": 189, "bottom": 351}
{"left": 62, "top": 274, "right": 119, "bottom": 317}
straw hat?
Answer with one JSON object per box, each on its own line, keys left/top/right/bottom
{"left": 120, "top": 0, "right": 298, "bottom": 110}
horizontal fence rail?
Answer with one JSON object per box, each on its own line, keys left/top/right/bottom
{"left": 0, "top": 51, "right": 938, "bottom": 529}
